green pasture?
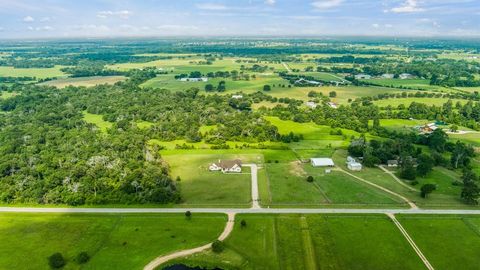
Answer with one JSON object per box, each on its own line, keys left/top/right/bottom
{"left": 398, "top": 215, "right": 480, "bottom": 270}
{"left": 173, "top": 214, "right": 425, "bottom": 270}
{"left": 0, "top": 213, "right": 225, "bottom": 270}
{"left": 0, "top": 65, "right": 66, "bottom": 79}
{"left": 0, "top": 91, "right": 18, "bottom": 99}
{"left": 374, "top": 97, "right": 467, "bottom": 107}
{"left": 82, "top": 111, "right": 113, "bottom": 133}
{"left": 364, "top": 78, "right": 447, "bottom": 91}
{"left": 38, "top": 76, "right": 125, "bottom": 88}
{"left": 162, "top": 153, "right": 257, "bottom": 206}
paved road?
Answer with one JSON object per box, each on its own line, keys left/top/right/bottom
{"left": 1, "top": 207, "right": 479, "bottom": 215}
{"left": 243, "top": 164, "right": 260, "bottom": 209}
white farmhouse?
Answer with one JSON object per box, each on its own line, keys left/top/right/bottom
{"left": 355, "top": 74, "right": 372, "bottom": 80}
{"left": 232, "top": 95, "right": 243, "bottom": 99}
{"left": 209, "top": 159, "right": 242, "bottom": 173}
{"left": 381, "top": 74, "right": 395, "bottom": 79}
{"left": 179, "top": 77, "right": 208, "bottom": 82}
{"left": 311, "top": 158, "right": 335, "bottom": 167}
{"left": 399, "top": 73, "right": 413, "bottom": 80}
{"left": 346, "top": 156, "right": 362, "bottom": 171}
{"left": 305, "top": 101, "right": 318, "bottom": 109}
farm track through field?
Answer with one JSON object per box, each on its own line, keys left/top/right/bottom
{"left": 377, "top": 165, "right": 418, "bottom": 192}
{"left": 143, "top": 213, "right": 236, "bottom": 270}
{"left": 336, "top": 167, "right": 418, "bottom": 209}
{"left": 387, "top": 213, "right": 435, "bottom": 270}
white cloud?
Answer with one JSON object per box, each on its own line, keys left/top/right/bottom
{"left": 40, "top": 17, "right": 51, "bottom": 22}
{"left": 385, "top": 24, "right": 393, "bottom": 28}
{"left": 156, "top": 25, "right": 199, "bottom": 31}
{"left": 372, "top": 23, "right": 380, "bottom": 28}
{"left": 196, "top": 3, "right": 228, "bottom": 10}
{"left": 73, "top": 24, "right": 110, "bottom": 31}
{"left": 265, "top": 0, "right": 276, "bottom": 5}
{"left": 23, "top": 16, "right": 34, "bottom": 22}
{"left": 97, "top": 10, "right": 131, "bottom": 19}
{"left": 311, "top": 0, "right": 343, "bottom": 11}
{"left": 27, "top": 25, "right": 54, "bottom": 31}
{"left": 391, "top": 0, "right": 424, "bottom": 13}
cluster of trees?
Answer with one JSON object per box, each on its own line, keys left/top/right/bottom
{"left": 347, "top": 130, "right": 478, "bottom": 204}
{"left": 205, "top": 81, "right": 226, "bottom": 92}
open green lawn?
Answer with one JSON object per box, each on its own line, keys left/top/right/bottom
{"left": 398, "top": 215, "right": 480, "bottom": 270}
{"left": 82, "top": 111, "right": 113, "bottom": 133}
{"left": 173, "top": 214, "right": 425, "bottom": 270}
{"left": 374, "top": 97, "right": 467, "bottom": 107}
{"left": 39, "top": 76, "right": 125, "bottom": 88}
{"left": 265, "top": 161, "right": 404, "bottom": 207}
{"left": 142, "top": 73, "right": 290, "bottom": 94}
{"left": 0, "top": 91, "right": 18, "bottom": 99}
{"left": 0, "top": 65, "right": 66, "bottom": 79}
{"left": 162, "top": 153, "right": 257, "bottom": 206}
{"left": 364, "top": 78, "right": 448, "bottom": 91}
{"left": 370, "top": 118, "right": 428, "bottom": 132}
{"left": 449, "top": 131, "right": 480, "bottom": 147}
{"left": 0, "top": 213, "right": 226, "bottom": 270}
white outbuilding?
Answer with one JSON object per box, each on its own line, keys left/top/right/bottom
{"left": 310, "top": 158, "right": 335, "bottom": 167}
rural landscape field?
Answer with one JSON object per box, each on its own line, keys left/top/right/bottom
{"left": 1, "top": 0, "right": 480, "bottom": 269}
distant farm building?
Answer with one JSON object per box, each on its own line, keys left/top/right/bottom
{"left": 179, "top": 77, "right": 208, "bottom": 82}
{"left": 387, "top": 160, "right": 399, "bottom": 167}
{"left": 399, "top": 73, "right": 414, "bottom": 80}
{"left": 381, "top": 73, "right": 395, "bottom": 79}
{"left": 232, "top": 95, "right": 243, "bottom": 99}
{"left": 311, "top": 158, "right": 335, "bottom": 167}
{"left": 346, "top": 156, "right": 362, "bottom": 171}
{"left": 355, "top": 74, "right": 372, "bottom": 80}
{"left": 305, "top": 101, "right": 318, "bottom": 109}
{"left": 295, "top": 78, "right": 322, "bottom": 86}
{"left": 327, "top": 102, "right": 338, "bottom": 109}
{"left": 209, "top": 159, "right": 242, "bottom": 173}
{"left": 418, "top": 123, "right": 438, "bottom": 134}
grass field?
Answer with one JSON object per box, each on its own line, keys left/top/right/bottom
{"left": 173, "top": 214, "right": 425, "bottom": 270}
{"left": 39, "top": 76, "right": 125, "bottom": 88}
{"left": 0, "top": 91, "right": 18, "bottom": 99}
{"left": 0, "top": 213, "right": 226, "bottom": 270}
{"left": 265, "top": 161, "right": 404, "bottom": 207}
{"left": 0, "top": 65, "right": 66, "bottom": 79}
{"left": 398, "top": 215, "right": 480, "bottom": 270}
{"left": 374, "top": 97, "right": 467, "bottom": 107}
{"left": 449, "top": 131, "right": 480, "bottom": 147}
{"left": 162, "top": 153, "right": 257, "bottom": 206}
{"left": 364, "top": 78, "right": 448, "bottom": 91}
{"left": 142, "top": 73, "right": 290, "bottom": 94}
{"left": 82, "top": 111, "right": 113, "bottom": 133}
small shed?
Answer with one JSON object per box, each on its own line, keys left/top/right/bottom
{"left": 311, "top": 158, "right": 335, "bottom": 167}
{"left": 387, "top": 160, "right": 399, "bottom": 167}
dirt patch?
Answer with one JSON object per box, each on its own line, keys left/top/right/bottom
{"left": 289, "top": 161, "right": 307, "bottom": 177}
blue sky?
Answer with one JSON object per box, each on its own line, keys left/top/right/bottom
{"left": 0, "top": 0, "right": 479, "bottom": 39}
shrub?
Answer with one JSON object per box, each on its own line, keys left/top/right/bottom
{"left": 211, "top": 240, "right": 225, "bottom": 253}
{"left": 306, "top": 176, "right": 314, "bottom": 182}
{"left": 240, "top": 219, "right": 247, "bottom": 228}
{"left": 48, "top": 253, "right": 66, "bottom": 269}
{"left": 76, "top": 252, "right": 90, "bottom": 264}
{"left": 185, "top": 211, "right": 192, "bottom": 219}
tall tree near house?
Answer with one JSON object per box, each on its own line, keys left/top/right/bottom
{"left": 451, "top": 141, "right": 474, "bottom": 169}
{"left": 461, "top": 170, "right": 480, "bottom": 205}
{"left": 416, "top": 154, "right": 434, "bottom": 177}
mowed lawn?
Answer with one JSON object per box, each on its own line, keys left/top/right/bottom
{"left": 0, "top": 213, "right": 226, "bottom": 270}
{"left": 162, "top": 153, "right": 256, "bottom": 206}
{"left": 175, "top": 214, "right": 425, "bottom": 270}
{"left": 39, "top": 76, "right": 125, "bottom": 88}
{"left": 398, "top": 215, "right": 480, "bottom": 270}
{"left": 265, "top": 161, "right": 404, "bottom": 207}
{"left": 83, "top": 111, "right": 113, "bottom": 133}
{"left": 0, "top": 65, "right": 66, "bottom": 79}
{"left": 142, "top": 73, "right": 290, "bottom": 94}
{"left": 374, "top": 97, "right": 467, "bottom": 107}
